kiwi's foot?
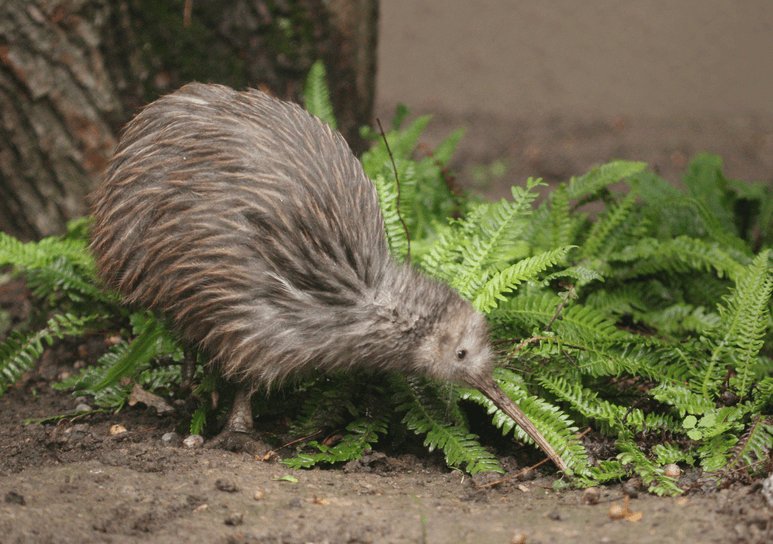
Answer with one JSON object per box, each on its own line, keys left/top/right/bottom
{"left": 205, "top": 386, "right": 266, "bottom": 454}
{"left": 205, "top": 430, "right": 268, "bottom": 454}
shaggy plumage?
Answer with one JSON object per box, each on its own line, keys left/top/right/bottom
{"left": 90, "top": 83, "right": 491, "bottom": 390}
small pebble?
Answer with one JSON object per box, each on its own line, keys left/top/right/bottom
{"left": 546, "top": 509, "right": 562, "bottom": 521}
{"left": 511, "top": 531, "right": 527, "bottom": 544}
{"left": 105, "top": 335, "right": 122, "bottom": 346}
{"left": 622, "top": 481, "right": 639, "bottom": 499}
{"left": 215, "top": 479, "right": 239, "bottom": 493}
{"left": 109, "top": 424, "right": 127, "bottom": 436}
{"left": 762, "top": 472, "right": 773, "bottom": 508}
{"left": 161, "top": 432, "right": 181, "bottom": 446}
{"left": 253, "top": 489, "right": 265, "bottom": 501}
{"left": 75, "top": 403, "right": 92, "bottom": 413}
{"left": 224, "top": 512, "right": 243, "bottom": 526}
{"left": 183, "top": 434, "right": 204, "bottom": 448}
{"left": 581, "top": 487, "right": 600, "bottom": 505}
{"left": 4, "top": 491, "right": 25, "bottom": 505}
{"left": 663, "top": 463, "right": 682, "bottom": 479}
{"left": 608, "top": 503, "right": 626, "bottom": 520}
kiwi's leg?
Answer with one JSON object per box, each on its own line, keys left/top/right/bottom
{"left": 223, "top": 386, "right": 254, "bottom": 433}
{"left": 206, "top": 386, "right": 267, "bottom": 454}
{"left": 180, "top": 347, "right": 197, "bottom": 393}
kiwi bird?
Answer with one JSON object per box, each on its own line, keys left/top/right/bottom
{"left": 89, "top": 83, "right": 567, "bottom": 472}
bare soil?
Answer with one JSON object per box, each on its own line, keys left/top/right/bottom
{"left": 0, "top": 325, "right": 770, "bottom": 544}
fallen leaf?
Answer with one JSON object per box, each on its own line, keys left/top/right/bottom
{"left": 128, "top": 384, "right": 174, "bottom": 415}
{"left": 625, "top": 511, "right": 643, "bottom": 522}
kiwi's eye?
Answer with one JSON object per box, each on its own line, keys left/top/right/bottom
{"left": 456, "top": 349, "right": 467, "bottom": 360}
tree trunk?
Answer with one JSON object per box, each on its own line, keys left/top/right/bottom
{"left": 0, "top": 0, "right": 378, "bottom": 240}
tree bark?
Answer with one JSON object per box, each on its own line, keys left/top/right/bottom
{"left": 0, "top": 0, "right": 378, "bottom": 240}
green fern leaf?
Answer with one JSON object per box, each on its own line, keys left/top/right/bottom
{"left": 190, "top": 404, "right": 208, "bottom": 436}
{"left": 393, "top": 377, "right": 503, "bottom": 474}
{"left": 726, "top": 416, "right": 772, "bottom": 475}
{"left": 473, "top": 246, "right": 574, "bottom": 312}
{"left": 283, "top": 416, "right": 388, "bottom": 469}
{"left": 703, "top": 250, "right": 772, "bottom": 398}
{"left": 451, "top": 180, "right": 542, "bottom": 299}
{"left": 616, "top": 436, "right": 683, "bottom": 495}
{"left": 580, "top": 190, "right": 639, "bottom": 258}
{"left": 303, "top": 60, "right": 337, "bottom": 129}
{"left": 682, "top": 153, "right": 735, "bottom": 233}
{"left": 612, "top": 236, "right": 745, "bottom": 282}
{"left": 90, "top": 316, "right": 169, "bottom": 391}
{"left": 566, "top": 160, "right": 646, "bottom": 200}
{"left": 0, "top": 313, "right": 99, "bottom": 395}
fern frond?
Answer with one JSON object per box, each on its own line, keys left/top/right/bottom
{"left": 612, "top": 236, "right": 745, "bottom": 282}
{"left": 303, "top": 60, "right": 337, "bottom": 129}
{"left": 25, "top": 257, "right": 110, "bottom": 303}
{"left": 707, "top": 250, "right": 772, "bottom": 399}
{"left": 633, "top": 303, "right": 721, "bottom": 337}
{"left": 85, "top": 315, "right": 173, "bottom": 392}
{"left": 544, "top": 264, "right": 605, "bottom": 289}
{"left": 450, "top": 180, "right": 542, "bottom": 299}
{"left": 648, "top": 384, "right": 715, "bottom": 416}
{"left": 190, "top": 404, "right": 208, "bottom": 436}
{"left": 616, "top": 436, "right": 683, "bottom": 495}
{"left": 575, "top": 460, "right": 628, "bottom": 487}
{"left": 372, "top": 173, "right": 410, "bottom": 260}
{"left": 0, "top": 232, "right": 111, "bottom": 303}
{"left": 682, "top": 153, "right": 735, "bottom": 234}
{"left": 697, "top": 432, "right": 739, "bottom": 472}
{"left": 726, "top": 416, "right": 772, "bottom": 475}
{"left": 566, "top": 160, "right": 646, "bottom": 201}
{"left": 283, "top": 416, "right": 389, "bottom": 469}
{"left": 473, "top": 246, "right": 574, "bottom": 313}
{"left": 548, "top": 185, "right": 575, "bottom": 247}
{"left": 0, "top": 312, "right": 101, "bottom": 395}
{"left": 0, "top": 232, "right": 92, "bottom": 271}
{"left": 652, "top": 443, "right": 695, "bottom": 466}
{"left": 393, "top": 377, "right": 503, "bottom": 474}
{"left": 580, "top": 190, "right": 639, "bottom": 258}
{"left": 538, "top": 373, "right": 680, "bottom": 434}
{"left": 494, "top": 293, "right": 629, "bottom": 344}
{"left": 751, "top": 377, "right": 773, "bottom": 412}
{"left": 419, "top": 226, "right": 463, "bottom": 283}
{"left": 288, "top": 374, "right": 360, "bottom": 437}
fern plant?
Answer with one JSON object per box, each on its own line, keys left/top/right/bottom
{"left": 0, "top": 63, "right": 770, "bottom": 496}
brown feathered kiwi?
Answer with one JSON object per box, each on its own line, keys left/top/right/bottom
{"left": 90, "top": 83, "right": 567, "bottom": 472}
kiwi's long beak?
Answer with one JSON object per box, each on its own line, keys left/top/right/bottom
{"left": 471, "top": 376, "right": 569, "bottom": 473}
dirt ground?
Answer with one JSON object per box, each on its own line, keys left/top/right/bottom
{"left": 1, "top": 367, "right": 771, "bottom": 544}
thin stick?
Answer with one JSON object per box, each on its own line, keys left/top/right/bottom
{"left": 475, "top": 457, "right": 551, "bottom": 489}
{"left": 183, "top": 0, "right": 193, "bottom": 27}
{"left": 475, "top": 427, "right": 591, "bottom": 489}
{"left": 259, "top": 429, "right": 324, "bottom": 461}
{"left": 376, "top": 118, "right": 411, "bottom": 262}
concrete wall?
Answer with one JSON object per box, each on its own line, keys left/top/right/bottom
{"left": 377, "top": 0, "right": 773, "bottom": 118}
{"left": 375, "top": 1, "right": 773, "bottom": 189}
